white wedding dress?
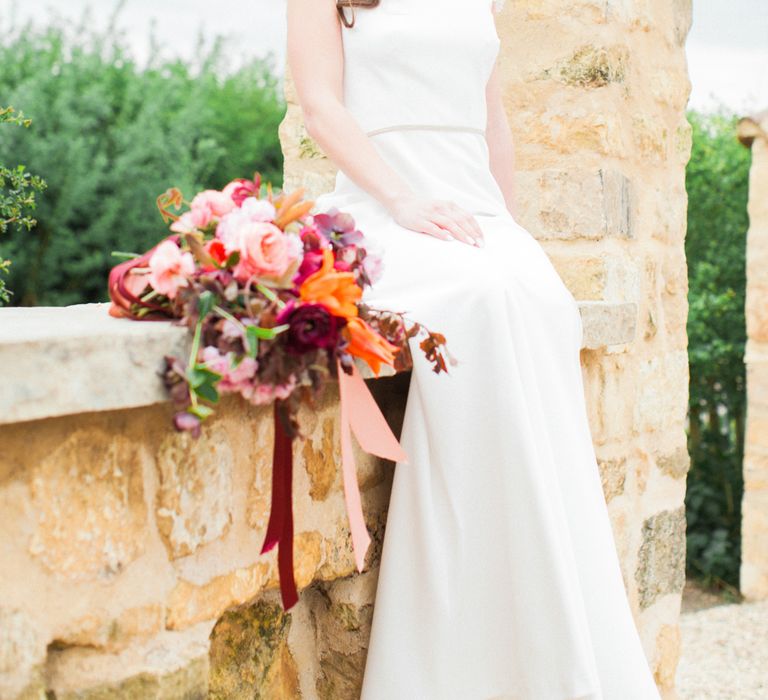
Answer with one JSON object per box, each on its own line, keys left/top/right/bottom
{"left": 311, "top": 1, "right": 663, "bottom": 698}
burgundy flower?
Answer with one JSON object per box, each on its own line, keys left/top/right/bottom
{"left": 276, "top": 301, "right": 343, "bottom": 354}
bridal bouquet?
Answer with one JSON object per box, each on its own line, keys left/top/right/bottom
{"left": 107, "top": 173, "right": 453, "bottom": 609}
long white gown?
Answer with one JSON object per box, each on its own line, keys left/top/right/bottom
{"left": 311, "top": 1, "right": 663, "bottom": 698}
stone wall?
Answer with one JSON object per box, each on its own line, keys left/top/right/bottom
{"left": 281, "top": 0, "right": 693, "bottom": 697}
{"left": 0, "top": 301, "right": 636, "bottom": 699}
{"left": 738, "top": 110, "right": 768, "bottom": 601}
{"left": 0, "top": 314, "right": 408, "bottom": 699}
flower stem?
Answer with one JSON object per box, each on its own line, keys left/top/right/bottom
{"left": 110, "top": 250, "right": 141, "bottom": 259}
{"left": 213, "top": 304, "right": 244, "bottom": 328}
{"left": 255, "top": 282, "right": 286, "bottom": 308}
{"left": 187, "top": 317, "right": 204, "bottom": 408}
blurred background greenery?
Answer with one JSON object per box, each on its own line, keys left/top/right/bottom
{"left": 0, "top": 13, "right": 285, "bottom": 306}
{"left": 685, "top": 110, "right": 751, "bottom": 593}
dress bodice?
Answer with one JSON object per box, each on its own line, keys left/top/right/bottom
{"left": 338, "top": 0, "right": 501, "bottom": 136}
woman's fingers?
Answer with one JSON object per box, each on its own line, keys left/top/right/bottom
{"left": 432, "top": 213, "right": 479, "bottom": 247}
{"left": 419, "top": 221, "right": 454, "bottom": 241}
{"left": 447, "top": 203, "right": 484, "bottom": 246}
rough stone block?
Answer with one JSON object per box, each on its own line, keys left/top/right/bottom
{"left": 741, "top": 491, "right": 768, "bottom": 599}
{"left": 746, "top": 363, "right": 768, "bottom": 409}
{"left": 597, "top": 456, "right": 627, "bottom": 501}
{"left": 579, "top": 301, "right": 637, "bottom": 348}
{"left": 27, "top": 429, "right": 149, "bottom": 581}
{"left": 58, "top": 604, "right": 165, "bottom": 653}
{"left": 550, "top": 254, "right": 608, "bottom": 300}
{"left": 209, "top": 599, "right": 299, "bottom": 700}
{"left": 0, "top": 304, "right": 189, "bottom": 425}
{"left": 46, "top": 622, "right": 212, "bottom": 700}
{"left": 0, "top": 608, "right": 47, "bottom": 700}
{"left": 747, "top": 284, "right": 768, "bottom": 343}
{"left": 743, "top": 450, "right": 768, "bottom": 491}
{"left": 634, "top": 350, "right": 689, "bottom": 435}
{"left": 635, "top": 506, "right": 686, "bottom": 609}
{"left": 516, "top": 168, "right": 633, "bottom": 240}
{"left": 539, "top": 44, "right": 629, "bottom": 88}
{"left": 654, "top": 445, "right": 691, "bottom": 481}
{"left": 517, "top": 105, "right": 628, "bottom": 158}
{"left": 652, "top": 622, "right": 681, "bottom": 691}
{"left": 155, "top": 428, "right": 236, "bottom": 559}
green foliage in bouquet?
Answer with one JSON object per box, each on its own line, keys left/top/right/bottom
{"left": 0, "top": 8, "right": 285, "bottom": 305}
{"left": 685, "top": 108, "right": 750, "bottom": 591}
{"left": 0, "top": 106, "right": 46, "bottom": 305}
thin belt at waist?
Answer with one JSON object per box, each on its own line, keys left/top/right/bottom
{"left": 365, "top": 123, "right": 486, "bottom": 137}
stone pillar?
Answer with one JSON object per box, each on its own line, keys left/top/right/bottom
{"left": 280, "top": 1, "right": 693, "bottom": 697}
{"left": 738, "top": 110, "right": 768, "bottom": 601}
{"left": 492, "top": 2, "right": 693, "bottom": 695}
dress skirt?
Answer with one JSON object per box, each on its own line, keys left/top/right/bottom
{"left": 312, "top": 128, "right": 661, "bottom": 700}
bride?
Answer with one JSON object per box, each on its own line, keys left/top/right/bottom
{"left": 287, "top": 1, "right": 663, "bottom": 698}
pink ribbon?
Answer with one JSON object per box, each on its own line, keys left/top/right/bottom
{"left": 261, "top": 360, "right": 410, "bottom": 611}
{"left": 337, "top": 357, "right": 410, "bottom": 572}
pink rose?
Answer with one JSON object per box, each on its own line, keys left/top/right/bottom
{"left": 222, "top": 220, "right": 299, "bottom": 283}
{"left": 215, "top": 198, "right": 277, "bottom": 246}
{"left": 191, "top": 189, "right": 237, "bottom": 218}
{"left": 170, "top": 206, "right": 212, "bottom": 233}
{"left": 238, "top": 196, "right": 277, "bottom": 223}
{"left": 147, "top": 240, "right": 195, "bottom": 299}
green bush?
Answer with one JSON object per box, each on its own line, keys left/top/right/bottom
{"left": 0, "top": 105, "right": 46, "bottom": 304}
{"left": 684, "top": 109, "right": 751, "bottom": 590}
{"left": 0, "top": 10, "right": 285, "bottom": 305}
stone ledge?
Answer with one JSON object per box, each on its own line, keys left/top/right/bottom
{"left": 0, "top": 300, "right": 636, "bottom": 425}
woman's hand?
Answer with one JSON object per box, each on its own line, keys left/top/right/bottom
{"left": 385, "top": 194, "right": 485, "bottom": 247}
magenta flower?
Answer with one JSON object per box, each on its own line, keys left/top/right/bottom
{"left": 293, "top": 249, "right": 325, "bottom": 286}
{"left": 222, "top": 175, "right": 261, "bottom": 206}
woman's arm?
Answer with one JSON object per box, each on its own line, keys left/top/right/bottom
{"left": 287, "top": 0, "right": 483, "bottom": 246}
{"left": 485, "top": 44, "right": 518, "bottom": 218}
{"left": 287, "top": 0, "right": 412, "bottom": 212}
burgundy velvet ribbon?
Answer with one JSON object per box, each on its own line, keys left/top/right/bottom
{"left": 260, "top": 402, "right": 299, "bottom": 610}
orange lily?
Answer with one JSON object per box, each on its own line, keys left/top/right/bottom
{"left": 345, "top": 316, "right": 401, "bottom": 377}
{"left": 299, "top": 248, "right": 362, "bottom": 319}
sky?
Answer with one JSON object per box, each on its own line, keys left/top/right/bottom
{"left": 1, "top": 0, "right": 767, "bottom": 114}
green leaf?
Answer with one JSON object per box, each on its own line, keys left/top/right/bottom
{"left": 198, "top": 290, "right": 217, "bottom": 318}
{"left": 194, "top": 381, "right": 220, "bottom": 404}
{"left": 188, "top": 404, "right": 215, "bottom": 420}
{"left": 245, "top": 325, "right": 260, "bottom": 358}
{"left": 187, "top": 364, "right": 222, "bottom": 388}
{"left": 249, "top": 323, "right": 290, "bottom": 341}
